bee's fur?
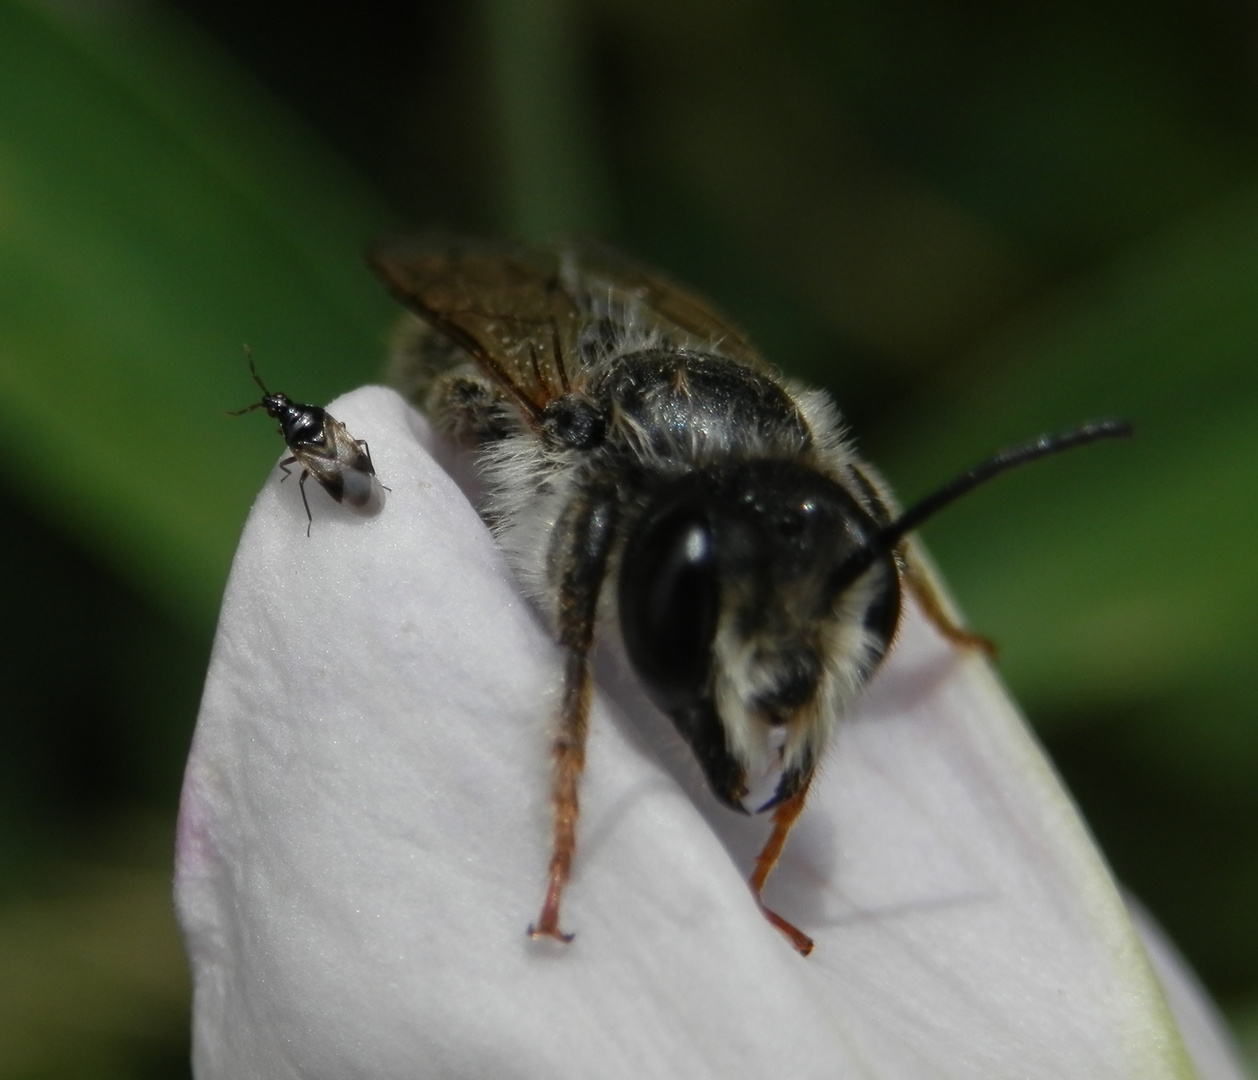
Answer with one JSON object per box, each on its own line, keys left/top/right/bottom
{"left": 387, "top": 285, "right": 897, "bottom": 811}
{"left": 372, "top": 236, "right": 953, "bottom": 952}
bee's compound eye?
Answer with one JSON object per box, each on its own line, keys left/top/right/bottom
{"left": 619, "top": 505, "right": 719, "bottom": 714}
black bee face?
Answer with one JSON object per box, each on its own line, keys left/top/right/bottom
{"left": 618, "top": 459, "right": 901, "bottom": 812}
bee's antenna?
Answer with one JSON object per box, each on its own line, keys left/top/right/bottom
{"left": 832, "top": 419, "right": 1133, "bottom": 590}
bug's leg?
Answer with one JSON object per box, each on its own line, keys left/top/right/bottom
{"left": 354, "top": 440, "right": 391, "bottom": 491}
{"left": 899, "top": 544, "right": 996, "bottom": 655}
{"left": 749, "top": 780, "right": 815, "bottom": 956}
{"left": 278, "top": 456, "right": 296, "bottom": 482}
{"left": 529, "top": 487, "right": 619, "bottom": 943}
{"left": 298, "top": 470, "right": 314, "bottom": 537}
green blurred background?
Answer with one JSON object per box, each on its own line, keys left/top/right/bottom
{"left": 1, "top": 0, "right": 1256, "bottom": 1074}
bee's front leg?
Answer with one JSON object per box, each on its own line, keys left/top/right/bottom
{"left": 749, "top": 781, "right": 816, "bottom": 956}
{"left": 529, "top": 485, "right": 619, "bottom": 943}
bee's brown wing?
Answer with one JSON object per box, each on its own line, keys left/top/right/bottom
{"left": 368, "top": 236, "right": 581, "bottom": 426}
{"left": 556, "top": 241, "right": 767, "bottom": 372}
{"left": 368, "top": 235, "right": 771, "bottom": 426}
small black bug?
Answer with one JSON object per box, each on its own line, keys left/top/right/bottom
{"left": 230, "top": 354, "right": 385, "bottom": 536}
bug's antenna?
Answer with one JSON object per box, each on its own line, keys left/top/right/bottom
{"left": 227, "top": 345, "right": 270, "bottom": 415}
{"left": 242, "top": 344, "right": 269, "bottom": 396}
{"left": 832, "top": 419, "right": 1133, "bottom": 591}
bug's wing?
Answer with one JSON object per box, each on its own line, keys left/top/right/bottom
{"left": 557, "top": 241, "right": 767, "bottom": 372}
{"left": 291, "top": 418, "right": 375, "bottom": 503}
{"left": 368, "top": 236, "right": 584, "bottom": 424}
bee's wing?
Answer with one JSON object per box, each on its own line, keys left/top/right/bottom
{"left": 368, "top": 235, "right": 770, "bottom": 427}
{"left": 368, "top": 235, "right": 583, "bottom": 425}
{"left": 557, "top": 241, "right": 767, "bottom": 372}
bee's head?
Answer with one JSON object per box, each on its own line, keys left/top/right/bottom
{"left": 618, "top": 460, "right": 900, "bottom": 813}
{"left": 616, "top": 418, "right": 1134, "bottom": 813}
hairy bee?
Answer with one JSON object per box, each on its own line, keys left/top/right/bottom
{"left": 231, "top": 355, "right": 386, "bottom": 536}
{"left": 369, "top": 236, "right": 1128, "bottom": 954}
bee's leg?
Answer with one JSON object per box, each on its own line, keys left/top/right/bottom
{"left": 387, "top": 311, "right": 514, "bottom": 446}
{"left": 529, "top": 648, "right": 592, "bottom": 944}
{"left": 418, "top": 365, "right": 516, "bottom": 448}
{"left": 298, "top": 470, "right": 314, "bottom": 538}
{"left": 749, "top": 781, "right": 815, "bottom": 956}
{"left": 899, "top": 545, "right": 996, "bottom": 655}
{"left": 529, "top": 487, "right": 619, "bottom": 943}
{"left": 386, "top": 313, "right": 466, "bottom": 404}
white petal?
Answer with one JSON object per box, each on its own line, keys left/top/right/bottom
{"left": 178, "top": 385, "right": 1202, "bottom": 1079}
{"left": 1127, "top": 896, "right": 1249, "bottom": 1080}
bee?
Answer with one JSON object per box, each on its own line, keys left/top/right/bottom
{"left": 369, "top": 236, "right": 1129, "bottom": 954}
{"left": 230, "top": 354, "right": 386, "bottom": 536}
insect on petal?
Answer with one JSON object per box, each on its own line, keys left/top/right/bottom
{"left": 178, "top": 385, "right": 1230, "bottom": 1080}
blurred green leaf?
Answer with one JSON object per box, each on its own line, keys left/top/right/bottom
{"left": 0, "top": 0, "right": 395, "bottom": 632}
{"left": 481, "top": 0, "right": 613, "bottom": 240}
{"left": 0, "top": 815, "right": 189, "bottom": 1080}
{"left": 877, "top": 190, "right": 1258, "bottom": 730}
{"left": 866, "top": 190, "right": 1258, "bottom": 997}
{"left": 1, "top": 0, "right": 1254, "bottom": 1056}
{"left": 1230, "top": 997, "right": 1258, "bottom": 1077}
